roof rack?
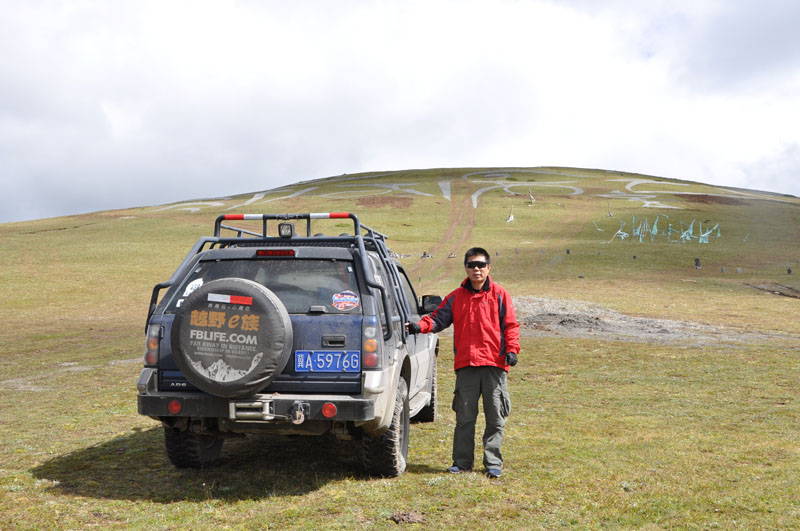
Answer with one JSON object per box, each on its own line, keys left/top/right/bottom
{"left": 213, "top": 212, "right": 389, "bottom": 241}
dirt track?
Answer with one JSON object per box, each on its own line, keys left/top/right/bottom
{"left": 412, "top": 178, "right": 477, "bottom": 283}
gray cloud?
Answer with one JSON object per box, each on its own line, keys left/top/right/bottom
{"left": 743, "top": 143, "right": 800, "bottom": 196}
{"left": 656, "top": 1, "right": 800, "bottom": 92}
{"left": 553, "top": 0, "right": 800, "bottom": 92}
{"left": 0, "top": 1, "right": 798, "bottom": 224}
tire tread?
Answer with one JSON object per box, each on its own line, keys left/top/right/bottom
{"left": 361, "top": 378, "right": 409, "bottom": 477}
{"left": 164, "top": 428, "right": 223, "bottom": 468}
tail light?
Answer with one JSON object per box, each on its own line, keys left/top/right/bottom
{"left": 167, "top": 399, "right": 182, "bottom": 415}
{"left": 361, "top": 316, "right": 382, "bottom": 370}
{"left": 144, "top": 324, "right": 161, "bottom": 366}
{"left": 321, "top": 402, "right": 337, "bottom": 418}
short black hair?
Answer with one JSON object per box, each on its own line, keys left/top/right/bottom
{"left": 464, "top": 247, "right": 491, "bottom": 265}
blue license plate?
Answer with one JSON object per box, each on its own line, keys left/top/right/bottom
{"left": 295, "top": 351, "right": 361, "bottom": 373}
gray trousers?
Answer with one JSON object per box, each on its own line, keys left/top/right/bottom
{"left": 451, "top": 366, "right": 511, "bottom": 470}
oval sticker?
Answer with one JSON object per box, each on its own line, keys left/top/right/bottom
{"left": 332, "top": 290, "right": 359, "bottom": 311}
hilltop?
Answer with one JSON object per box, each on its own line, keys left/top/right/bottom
{"left": 2, "top": 166, "right": 798, "bottom": 336}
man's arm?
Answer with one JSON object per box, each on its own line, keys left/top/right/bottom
{"left": 407, "top": 290, "right": 456, "bottom": 334}
{"left": 499, "top": 288, "right": 521, "bottom": 365}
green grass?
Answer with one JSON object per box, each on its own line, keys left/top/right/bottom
{"left": 1, "top": 166, "right": 799, "bottom": 528}
{"left": 2, "top": 337, "right": 798, "bottom": 528}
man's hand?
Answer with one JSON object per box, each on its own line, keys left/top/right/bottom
{"left": 406, "top": 322, "right": 421, "bottom": 334}
{"left": 504, "top": 352, "right": 518, "bottom": 367}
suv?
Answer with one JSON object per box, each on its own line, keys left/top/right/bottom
{"left": 137, "top": 213, "right": 440, "bottom": 476}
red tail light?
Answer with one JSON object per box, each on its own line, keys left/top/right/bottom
{"left": 167, "top": 400, "right": 182, "bottom": 415}
{"left": 321, "top": 403, "right": 337, "bottom": 418}
{"left": 256, "top": 249, "right": 295, "bottom": 257}
{"left": 363, "top": 352, "right": 379, "bottom": 368}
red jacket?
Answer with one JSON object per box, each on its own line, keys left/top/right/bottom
{"left": 418, "top": 276, "right": 520, "bottom": 371}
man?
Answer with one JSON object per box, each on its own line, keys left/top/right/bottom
{"left": 407, "top": 247, "right": 520, "bottom": 478}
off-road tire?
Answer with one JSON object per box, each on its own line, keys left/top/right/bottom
{"left": 361, "top": 378, "right": 409, "bottom": 477}
{"left": 164, "top": 428, "right": 224, "bottom": 468}
{"left": 414, "top": 356, "right": 437, "bottom": 423}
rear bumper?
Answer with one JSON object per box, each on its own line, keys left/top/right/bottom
{"left": 137, "top": 368, "right": 374, "bottom": 422}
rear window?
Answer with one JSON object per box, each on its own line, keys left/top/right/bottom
{"left": 166, "top": 259, "right": 361, "bottom": 315}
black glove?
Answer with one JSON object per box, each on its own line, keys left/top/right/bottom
{"left": 504, "top": 352, "right": 518, "bottom": 367}
{"left": 406, "top": 322, "right": 421, "bottom": 334}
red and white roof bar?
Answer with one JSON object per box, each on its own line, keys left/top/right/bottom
{"left": 214, "top": 212, "right": 359, "bottom": 238}
{"left": 221, "top": 213, "right": 351, "bottom": 221}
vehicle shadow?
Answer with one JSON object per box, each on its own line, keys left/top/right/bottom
{"left": 31, "top": 426, "right": 390, "bottom": 502}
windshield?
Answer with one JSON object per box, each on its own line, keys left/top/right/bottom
{"left": 166, "top": 258, "right": 361, "bottom": 315}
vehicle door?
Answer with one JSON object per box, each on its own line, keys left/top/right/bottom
{"left": 396, "top": 267, "right": 429, "bottom": 397}
{"left": 367, "top": 255, "right": 402, "bottom": 344}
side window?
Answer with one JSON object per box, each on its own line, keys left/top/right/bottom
{"left": 397, "top": 268, "right": 420, "bottom": 316}
{"left": 367, "top": 255, "right": 389, "bottom": 329}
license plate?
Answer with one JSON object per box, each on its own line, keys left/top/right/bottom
{"left": 294, "top": 350, "right": 361, "bottom": 373}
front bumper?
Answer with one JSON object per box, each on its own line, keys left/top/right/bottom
{"left": 137, "top": 368, "right": 374, "bottom": 422}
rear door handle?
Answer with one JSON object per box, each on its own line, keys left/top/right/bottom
{"left": 322, "top": 335, "right": 346, "bottom": 348}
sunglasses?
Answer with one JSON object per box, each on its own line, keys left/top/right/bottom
{"left": 466, "top": 261, "right": 488, "bottom": 269}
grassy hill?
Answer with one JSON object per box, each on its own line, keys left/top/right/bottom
{"left": 1, "top": 167, "right": 799, "bottom": 528}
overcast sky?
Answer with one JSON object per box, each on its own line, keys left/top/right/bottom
{"left": 2, "top": 0, "right": 799, "bottom": 224}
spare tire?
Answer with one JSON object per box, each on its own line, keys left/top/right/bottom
{"left": 171, "top": 278, "right": 293, "bottom": 398}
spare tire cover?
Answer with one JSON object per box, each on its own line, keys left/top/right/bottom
{"left": 171, "top": 278, "right": 293, "bottom": 398}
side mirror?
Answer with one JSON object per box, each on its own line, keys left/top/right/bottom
{"left": 421, "top": 295, "right": 442, "bottom": 314}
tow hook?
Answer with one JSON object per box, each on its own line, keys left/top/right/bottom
{"left": 290, "top": 402, "right": 310, "bottom": 425}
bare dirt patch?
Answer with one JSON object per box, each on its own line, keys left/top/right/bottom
{"left": 744, "top": 282, "right": 800, "bottom": 299}
{"left": 515, "top": 296, "right": 794, "bottom": 345}
{"left": 20, "top": 222, "right": 97, "bottom": 235}
{"left": 389, "top": 511, "right": 425, "bottom": 524}
{"left": 356, "top": 196, "right": 413, "bottom": 209}
{"left": 676, "top": 194, "right": 749, "bottom": 206}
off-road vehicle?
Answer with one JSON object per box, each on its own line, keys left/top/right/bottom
{"left": 137, "top": 213, "right": 440, "bottom": 476}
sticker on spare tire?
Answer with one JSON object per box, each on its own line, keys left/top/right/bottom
{"left": 185, "top": 303, "right": 263, "bottom": 382}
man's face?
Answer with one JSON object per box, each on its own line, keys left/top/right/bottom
{"left": 465, "top": 254, "right": 491, "bottom": 285}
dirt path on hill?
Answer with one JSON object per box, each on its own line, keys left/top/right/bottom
{"left": 410, "top": 178, "right": 476, "bottom": 283}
